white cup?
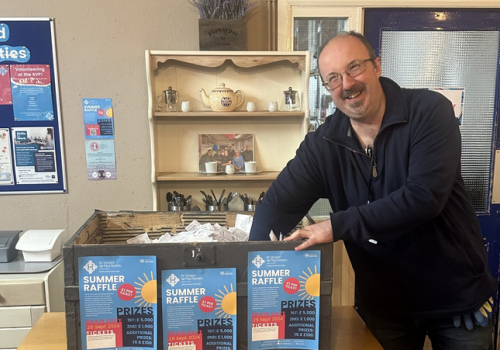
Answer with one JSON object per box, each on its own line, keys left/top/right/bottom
{"left": 205, "top": 162, "right": 218, "bottom": 173}
{"left": 225, "top": 164, "right": 235, "bottom": 175}
{"left": 181, "top": 101, "right": 192, "bottom": 112}
{"left": 245, "top": 161, "right": 258, "bottom": 173}
{"left": 269, "top": 101, "right": 278, "bottom": 112}
{"left": 247, "top": 101, "right": 256, "bottom": 112}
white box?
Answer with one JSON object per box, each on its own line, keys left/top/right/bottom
{"left": 15, "top": 229, "right": 64, "bottom": 262}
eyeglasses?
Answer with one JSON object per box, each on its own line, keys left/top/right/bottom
{"left": 322, "top": 59, "right": 373, "bottom": 91}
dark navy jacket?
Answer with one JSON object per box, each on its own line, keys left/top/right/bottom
{"left": 249, "top": 77, "right": 497, "bottom": 318}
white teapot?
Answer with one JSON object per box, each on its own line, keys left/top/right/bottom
{"left": 200, "top": 83, "right": 245, "bottom": 112}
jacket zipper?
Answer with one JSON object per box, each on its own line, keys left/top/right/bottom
{"left": 323, "top": 120, "right": 405, "bottom": 200}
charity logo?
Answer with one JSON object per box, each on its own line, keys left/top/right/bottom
{"left": 166, "top": 273, "right": 180, "bottom": 287}
{"left": 83, "top": 260, "right": 97, "bottom": 274}
{"left": 252, "top": 255, "right": 265, "bottom": 268}
{"left": 84, "top": 100, "right": 89, "bottom": 105}
{"left": 0, "top": 66, "right": 7, "bottom": 76}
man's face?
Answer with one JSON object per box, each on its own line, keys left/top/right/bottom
{"left": 319, "top": 36, "right": 383, "bottom": 122}
{"left": 208, "top": 150, "right": 212, "bottom": 155}
{"left": 246, "top": 145, "right": 251, "bottom": 151}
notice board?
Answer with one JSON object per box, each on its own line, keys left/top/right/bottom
{"left": 0, "top": 18, "right": 66, "bottom": 194}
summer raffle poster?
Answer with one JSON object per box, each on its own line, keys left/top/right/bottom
{"left": 162, "top": 268, "right": 237, "bottom": 350}
{"left": 248, "top": 250, "right": 321, "bottom": 350}
{"left": 79, "top": 256, "right": 157, "bottom": 350}
{"left": 82, "top": 98, "right": 117, "bottom": 180}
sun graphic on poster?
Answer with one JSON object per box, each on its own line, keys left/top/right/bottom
{"left": 104, "top": 105, "right": 113, "bottom": 118}
{"left": 134, "top": 271, "right": 157, "bottom": 306}
{"left": 214, "top": 283, "right": 237, "bottom": 318}
{"left": 298, "top": 266, "right": 320, "bottom": 300}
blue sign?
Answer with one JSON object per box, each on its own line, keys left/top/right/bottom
{"left": 83, "top": 98, "right": 115, "bottom": 139}
{"left": 248, "top": 250, "right": 321, "bottom": 350}
{"left": 162, "top": 268, "right": 237, "bottom": 350}
{"left": 79, "top": 256, "right": 158, "bottom": 350}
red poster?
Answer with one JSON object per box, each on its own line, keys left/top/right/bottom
{"left": 0, "top": 65, "right": 12, "bottom": 105}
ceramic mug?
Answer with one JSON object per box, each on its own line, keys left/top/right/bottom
{"left": 245, "top": 161, "right": 258, "bottom": 173}
{"left": 269, "top": 101, "right": 278, "bottom": 112}
{"left": 225, "top": 164, "right": 235, "bottom": 175}
{"left": 205, "top": 162, "right": 218, "bottom": 173}
{"left": 247, "top": 101, "right": 256, "bottom": 112}
{"left": 181, "top": 101, "right": 192, "bottom": 112}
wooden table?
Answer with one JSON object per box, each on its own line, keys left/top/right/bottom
{"left": 18, "top": 307, "right": 383, "bottom": 350}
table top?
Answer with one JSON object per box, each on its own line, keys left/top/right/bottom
{"left": 18, "top": 307, "right": 382, "bottom": 350}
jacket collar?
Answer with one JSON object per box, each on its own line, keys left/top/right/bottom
{"left": 322, "top": 77, "right": 408, "bottom": 151}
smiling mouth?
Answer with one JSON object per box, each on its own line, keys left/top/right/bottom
{"left": 346, "top": 91, "right": 361, "bottom": 99}
{"left": 342, "top": 85, "right": 364, "bottom": 100}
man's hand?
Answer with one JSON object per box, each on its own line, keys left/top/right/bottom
{"left": 452, "top": 297, "right": 493, "bottom": 330}
{"left": 284, "top": 219, "right": 333, "bottom": 250}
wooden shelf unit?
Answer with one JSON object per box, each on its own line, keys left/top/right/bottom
{"left": 154, "top": 111, "right": 305, "bottom": 118}
{"left": 157, "top": 171, "right": 280, "bottom": 182}
{"left": 146, "top": 51, "right": 310, "bottom": 211}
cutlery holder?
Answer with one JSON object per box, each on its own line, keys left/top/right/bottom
{"left": 245, "top": 204, "right": 257, "bottom": 212}
{"left": 206, "top": 205, "right": 228, "bottom": 212}
{"left": 168, "top": 204, "right": 191, "bottom": 212}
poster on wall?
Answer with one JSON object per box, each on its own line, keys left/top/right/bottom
{"left": 78, "top": 255, "right": 158, "bottom": 350}
{"left": 162, "top": 267, "right": 237, "bottom": 350}
{"left": 0, "top": 65, "right": 12, "bottom": 105}
{"left": 0, "top": 19, "right": 66, "bottom": 194}
{"left": 83, "top": 98, "right": 117, "bottom": 180}
{"left": 10, "top": 64, "right": 54, "bottom": 121}
{"left": 0, "top": 128, "right": 13, "bottom": 185}
{"left": 248, "top": 250, "right": 321, "bottom": 350}
{"left": 11, "top": 127, "right": 58, "bottom": 184}
{"left": 428, "top": 88, "right": 465, "bottom": 126}
{"left": 85, "top": 140, "right": 117, "bottom": 180}
{"left": 83, "top": 98, "right": 115, "bottom": 139}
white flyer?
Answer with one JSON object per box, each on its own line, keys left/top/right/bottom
{"left": 0, "top": 128, "right": 13, "bottom": 185}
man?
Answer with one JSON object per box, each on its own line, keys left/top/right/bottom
{"left": 249, "top": 31, "right": 497, "bottom": 349}
{"left": 228, "top": 145, "right": 235, "bottom": 159}
{"left": 242, "top": 144, "right": 254, "bottom": 162}
{"left": 214, "top": 148, "right": 224, "bottom": 171}
{"left": 198, "top": 148, "right": 213, "bottom": 171}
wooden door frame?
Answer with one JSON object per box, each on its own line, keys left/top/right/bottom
{"left": 278, "top": 0, "right": 500, "bottom": 51}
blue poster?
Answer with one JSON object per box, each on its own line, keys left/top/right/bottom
{"left": 83, "top": 98, "right": 115, "bottom": 139}
{"left": 79, "top": 256, "right": 157, "bottom": 350}
{"left": 248, "top": 251, "right": 321, "bottom": 350}
{"left": 162, "top": 268, "right": 237, "bottom": 350}
{"left": 10, "top": 64, "right": 54, "bottom": 121}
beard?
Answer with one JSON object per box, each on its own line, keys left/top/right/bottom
{"left": 342, "top": 83, "right": 367, "bottom": 116}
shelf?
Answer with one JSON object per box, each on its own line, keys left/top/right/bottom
{"left": 149, "top": 52, "right": 308, "bottom": 71}
{"left": 153, "top": 111, "right": 304, "bottom": 118}
{"left": 157, "top": 171, "right": 280, "bottom": 182}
